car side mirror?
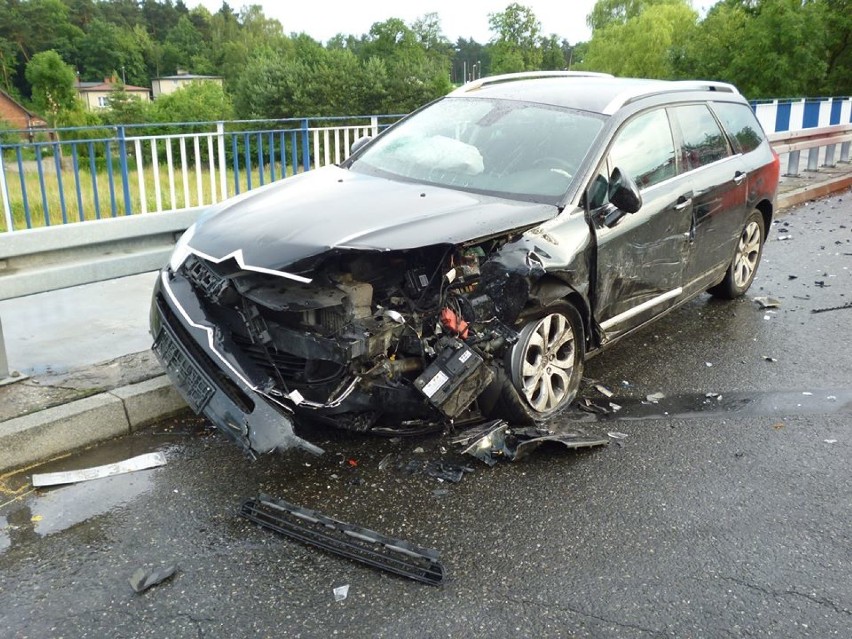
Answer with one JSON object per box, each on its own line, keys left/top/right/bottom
{"left": 350, "top": 136, "right": 372, "bottom": 155}
{"left": 608, "top": 167, "right": 642, "bottom": 214}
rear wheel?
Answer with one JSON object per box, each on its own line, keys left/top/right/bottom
{"left": 482, "top": 305, "right": 584, "bottom": 425}
{"left": 709, "top": 210, "right": 765, "bottom": 299}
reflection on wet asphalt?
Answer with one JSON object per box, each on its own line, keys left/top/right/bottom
{"left": 0, "top": 425, "right": 193, "bottom": 556}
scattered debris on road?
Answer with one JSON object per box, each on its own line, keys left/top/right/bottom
{"left": 32, "top": 452, "right": 167, "bottom": 487}
{"left": 754, "top": 296, "right": 781, "bottom": 309}
{"left": 646, "top": 392, "right": 665, "bottom": 403}
{"left": 239, "top": 495, "right": 445, "bottom": 586}
{"left": 607, "top": 432, "right": 629, "bottom": 440}
{"left": 424, "top": 460, "right": 473, "bottom": 483}
{"left": 593, "top": 384, "right": 614, "bottom": 398}
{"left": 811, "top": 302, "right": 852, "bottom": 314}
{"left": 128, "top": 563, "right": 178, "bottom": 593}
{"left": 333, "top": 585, "right": 349, "bottom": 602}
{"left": 577, "top": 398, "right": 612, "bottom": 415}
{"left": 455, "top": 420, "right": 609, "bottom": 466}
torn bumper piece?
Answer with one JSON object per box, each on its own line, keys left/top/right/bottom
{"left": 239, "top": 495, "right": 445, "bottom": 586}
{"left": 457, "top": 420, "right": 610, "bottom": 466}
{"left": 152, "top": 280, "right": 323, "bottom": 458}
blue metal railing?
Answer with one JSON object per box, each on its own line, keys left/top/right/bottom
{"left": 0, "top": 114, "right": 403, "bottom": 233}
{"left": 750, "top": 96, "right": 852, "bottom": 133}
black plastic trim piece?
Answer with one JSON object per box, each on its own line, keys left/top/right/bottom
{"left": 239, "top": 495, "right": 445, "bottom": 586}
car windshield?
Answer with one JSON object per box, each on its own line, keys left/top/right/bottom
{"left": 348, "top": 97, "right": 605, "bottom": 203}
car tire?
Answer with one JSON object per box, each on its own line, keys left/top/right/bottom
{"left": 481, "top": 305, "right": 585, "bottom": 425}
{"left": 709, "top": 209, "right": 766, "bottom": 299}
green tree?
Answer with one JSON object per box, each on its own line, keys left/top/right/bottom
{"left": 149, "top": 80, "right": 233, "bottom": 123}
{"left": 488, "top": 3, "right": 543, "bottom": 72}
{"left": 361, "top": 18, "right": 420, "bottom": 59}
{"left": 142, "top": 0, "right": 182, "bottom": 41}
{"left": 540, "top": 34, "right": 566, "bottom": 70}
{"left": 587, "top": 0, "right": 686, "bottom": 31}
{"left": 98, "top": 0, "right": 144, "bottom": 29}
{"left": 239, "top": 4, "right": 286, "bottom": 42}
{"left": 101, "top": 85, "right": 151, "bottom": 124}
{"left": 64, "top": 0, "right": 98, "bottom": 30}
{"left": 675, "top": 0, "right": 826, "bottom": 97}
{"left": 816, "top": 0, "right": 852, "bottom": 94}
{"left": 453, "top": 37, "right": 490, "bottom": 84}
{"left": 568, "top": 41, "right": 589, "bottom": 67}
{"left": 582, "top": 1, "right": 698, "bottom": 78}
{"left": 1, "top": 0, "right": 83, "bottom": 62}
{"left": 75, "top": 19, "right": 146, "bottom": 86}
{"left": 165, "top": 15, "right": 206, "bottom": 70}
{"left": 0, "top": 36, "right": 18, "bottom": 94}
{"left": 411, "top": 12, "right": 454, "bottom": 62}
{"left": 24, "top": 50, "right": 79, "bottom": 125}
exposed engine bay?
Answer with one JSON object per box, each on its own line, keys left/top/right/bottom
{"left": 175, "top": 237, "right": 532, "bottom": 438}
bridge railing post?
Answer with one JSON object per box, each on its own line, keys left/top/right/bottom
{"left": 840, "top": 141, "right": 851, "bottom": 163}
{"left": 217, "top": 121, "right": 228, "bottom": 200}
{"left": 0, "top": 145, "right": 13, "bottom": 232}
{"left": 0, "top": 314, "right": 9, "bottom": 379}
{"left": 806, "top": 147, "right": 820, "bottom": 171}
{"left": 785, "top": 150, "right": 800, "bottom": 176}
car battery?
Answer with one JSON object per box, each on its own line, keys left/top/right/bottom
{"left": 414, "top": 338, "right": 494, "bottom": 418}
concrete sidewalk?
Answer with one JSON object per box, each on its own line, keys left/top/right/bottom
{"left": 1, "top": 162, "right": 850, "bottom": 473}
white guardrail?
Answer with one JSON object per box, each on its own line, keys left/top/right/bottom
{"left": 0, "top": 125, "right": 851, "bottom": 380}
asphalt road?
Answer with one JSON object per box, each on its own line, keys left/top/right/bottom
{"left": 1, "top": 193, "right": 850, "bottom": 638}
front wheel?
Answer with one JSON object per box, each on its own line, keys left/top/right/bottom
{"left": 481, "top": 305, "right": 585, "bottom": 425}
{"left": 709, "top": 210, "right": 765, "bottom": 299}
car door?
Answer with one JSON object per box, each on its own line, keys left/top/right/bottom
{"left": 589, "top": 108, "right": 694, "bottom": 341}
{"left": 668, "top": 104, "right": 748, "bottom": 292}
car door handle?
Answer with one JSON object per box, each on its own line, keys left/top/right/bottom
{"left": 674, "top": 196, "right": 692, "bottom": 211}
{"left": 733, "top": 170, "right": 746, "bottom": 185}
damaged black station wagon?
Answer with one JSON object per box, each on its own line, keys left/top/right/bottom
{"left": 151, "top": 72, "right": 780, "bottom": 457}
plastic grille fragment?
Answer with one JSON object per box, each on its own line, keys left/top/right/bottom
{"left": 239, "top": 495, "right": 445, "bottom": 586}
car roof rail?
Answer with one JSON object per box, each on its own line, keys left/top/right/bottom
{"left": 602, "top": 80, "right": 740, "bottom": 114}
{"left": 450, "top": 71, "right": 614, "bottom": 96}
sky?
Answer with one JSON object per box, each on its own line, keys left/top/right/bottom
{"left": 188, "top": 0, "right": 715, "bottom": 46}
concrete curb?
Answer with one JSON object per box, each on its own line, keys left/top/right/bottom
{"left": 777, "top": 173, "right": 852, "bottom": 210}
{"left": 0, "top": 375, "right": 187, "bottom": 473}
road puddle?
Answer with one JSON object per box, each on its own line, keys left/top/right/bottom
{"left": 0, "top": 418, "right": 207, "bottom": 554}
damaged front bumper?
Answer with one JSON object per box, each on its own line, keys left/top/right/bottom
{"left": 151, "top": 271, "right": 323, "bottom": 457}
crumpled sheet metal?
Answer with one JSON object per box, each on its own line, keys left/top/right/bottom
{"left": 458, "top": 420, "right": 609, "bottom": 466}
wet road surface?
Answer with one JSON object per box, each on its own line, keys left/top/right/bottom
{"left": 1, "top": 194, "right": 850, "bottom": 638}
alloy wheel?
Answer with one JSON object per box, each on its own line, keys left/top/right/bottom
{"left": 511, "top": 312, "right": 577, "bottom": 413}
{"left": 733, "top": 220, "right": 762, "bottom": 289}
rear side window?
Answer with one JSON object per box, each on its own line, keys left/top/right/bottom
{"left": 712, "top": 102, "right": 766, "bottom": 154}
{"left": 609, "top": 109, "right": 676, "bottom": 190}
{"left": 672, "top": 104, "right": 729, "bottom": 171}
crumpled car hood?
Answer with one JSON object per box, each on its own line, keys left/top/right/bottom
{"left": 189, "top": 165, "right": 558, "bottom": 270}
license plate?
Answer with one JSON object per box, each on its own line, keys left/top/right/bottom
{"left": 153, "top": 325, "right": 215, "bottom": 413}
